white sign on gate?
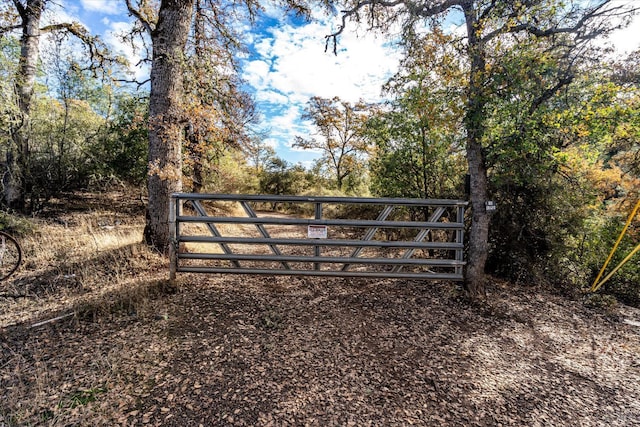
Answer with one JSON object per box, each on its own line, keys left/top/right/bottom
{"left": 308, "top": 225, "right": 327, "bottom": 239}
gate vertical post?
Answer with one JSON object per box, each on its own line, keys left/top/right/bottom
{"left": 456, "top": 204, "right": 465, "bottom": 279}
{"left": 169, "top": 194, "right": 179, "bottom": 282}
{"left": 314, "top": 202, "right": 322, "bottom": 270}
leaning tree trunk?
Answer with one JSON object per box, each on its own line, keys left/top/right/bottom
{"left": 143, "top": 0, "right": 194, "bottom": 253}
{"left": 462, "top": 5, "right": 490, "bottom": 300}
{"left": 4, "top": 0, "right": 45, "bottom": 211}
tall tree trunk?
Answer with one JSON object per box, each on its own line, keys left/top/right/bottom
{"left": 143, "top": 0, "right": 194, "bottom": 253}
{"left": 188, "top": 0, "right": 205, "bottom": 194}
{"left": 5, "top": 0, "right": 45, "bottom": 211}
{"left": 463, "top": 4, "right": 490, "bottom": 300}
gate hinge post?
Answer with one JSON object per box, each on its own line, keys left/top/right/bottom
{"left": 168, "top": 195, "right": 180, "bottom": 282}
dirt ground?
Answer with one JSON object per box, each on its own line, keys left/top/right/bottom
{"left": 1, "top": 193, "right": 640, "bottom": 426}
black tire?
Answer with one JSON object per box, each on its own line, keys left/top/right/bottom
{"left": 0, "top": 231, "right": 22, "bottom": 281}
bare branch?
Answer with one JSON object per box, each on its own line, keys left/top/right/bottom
{"left": 115, "top": 77, "right": 151, "bottom": 89}
{"left": 325, "top": 0, "right": 404, "bottom": 55}
{"left": 30, "top": 312, "right": 74, "bottom": 328}
{"left": 325, "top": 0, "right": 464, "bottom": 55}
{"left": 0, "top": 24, "right": 22, "bottom": 36}
{"left": 483, "top": 1, "right": 637, "bottom": 42}
{"left": 412, "top": 0, "right": 466, "bottom": 18}
{"left": 328, "top": 0, "right": 638, "bottom": 56}
{"left": 40, "top": 22, "right": 115, "bottom": 73}
{"left": 40, "top": 22, "right": 83, "bottom": 34}
{"left": 125, "top": 0, "right": 154, "bottom": 34}
{"left": 528, "top": 74, "right": 573, "bottom": 115}
{"left": 12, "top": 0, "right": 26, "bottom": 19}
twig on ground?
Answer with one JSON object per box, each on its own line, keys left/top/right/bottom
{"left": 29, "top": 312, "right": 74, "bottom": 328}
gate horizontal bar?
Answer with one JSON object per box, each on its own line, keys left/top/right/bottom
{"left": 176, "top": 215, "right": 463, "bottom": 229}
{"left": 176, "top": 266, "right": 464, "bottom": 281}
{"left": 179, "top": 236, "right": 463, "bottom": 249}
{"left": 173, "top": 192, "right": 468, "bottom": 207}
{"left": 178, "top": 253, "right": 465, "bottom": 266}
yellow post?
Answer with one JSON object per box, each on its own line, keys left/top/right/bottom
{"left": 591, "top": 199, "right": 640, "bottom": 292}
{"left": 592, "top": 243, "right": 640, "bottom": 292}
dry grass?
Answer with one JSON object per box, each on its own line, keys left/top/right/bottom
{"left": 0, "top": 191, "right": 167, "bottom": 328}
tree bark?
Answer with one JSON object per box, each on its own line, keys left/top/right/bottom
{"left": 462, "top": 3, "right": 490, "bottom": 300}
{"left": 187, "top": 0, "right": 205, "bottom": 194}
{"left": 4, "top": 0, "right": 45, "bottom": 210}
{"left": 143, "top": 0, "right": 194, "bottom": 253}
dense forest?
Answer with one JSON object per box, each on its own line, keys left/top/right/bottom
{"left": 1, "top": 0, "right": 638, "bottom": 303}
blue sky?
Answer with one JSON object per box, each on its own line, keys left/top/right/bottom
{"left": 45, "top": 1, "right": 640, "bottom": 167}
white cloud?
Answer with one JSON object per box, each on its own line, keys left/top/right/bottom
{"left": 80, "top": 0, "right": 123, "bottom": 15}
{"left": 607, "top": 8, "right": 640, "bottom": 55}
{"left": 261, "top": 21, "right": 400, "bottom": 103}
{"left": 46, "top": 2, "right": 86, "bottom": 27}
{"left": 262, "top": 138, "right": 279, "bottom": 150}
{"left": 267, "top": 104, "right": 309, "bottom": 144}
{"left": 256, "top": 90, "right": 289, "bottom": 104}
{"left": 244, "top": 60, "right": 271, "bottom": 88}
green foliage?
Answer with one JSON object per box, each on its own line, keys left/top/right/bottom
{"left": 60, "top": 387, "right": 108, "bottom": 409}
{"left": 28, "top": 94, "right": 105, "bottom": 199}
{"left": 2, "top": 48, "right": 148, "bottom": 204}
{"left": 0, "top": 211, "right": 34, "bottom": 236}
{"left": 484, "top": 109, "right": 592, "bottom": 283}
{"left": 97, "top": 93, "right": 149, "bottom": 185}
{"left": 244, "top": 137, "right": 276, "bottom": 176}
{"left": 536, "top": 71, "right": 640, "bottom": 298}
{"left": 260, "top": 309, "right": 283, "bottom": 330}
{"left": 367, "top": 8, "right": 636, "bottom": 290}
{"left": 477, "top": 39, "right": 626, "bottom": 283}
{"left": 368, "top": 30, "right": 466, "bottom": 201}
{"left": 294, "top": 96, "right": 370, "bottom": 192}
{"left": 202, "top": 149, "right": 255, "bottom": 194}
{"left": 367, "top": 105, "right": 466, "bottom": 199}
{"left": 0, "top": 36, "right": 19, "bottom": 134}
{"left": 0, "top": 35, "right": 19, "bottom": 178}
{"left": 603, "top": 263, "right": 640, "bottom": 307}
{"left": 258, "top": 157, "right": 315, "bottom": 196}
{"left": 487, "top": 169, "right": 597, "bottom": 283}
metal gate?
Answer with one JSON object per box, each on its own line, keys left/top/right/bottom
{"left": 169, "top": 193, "right": 467, "bottom": 281}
